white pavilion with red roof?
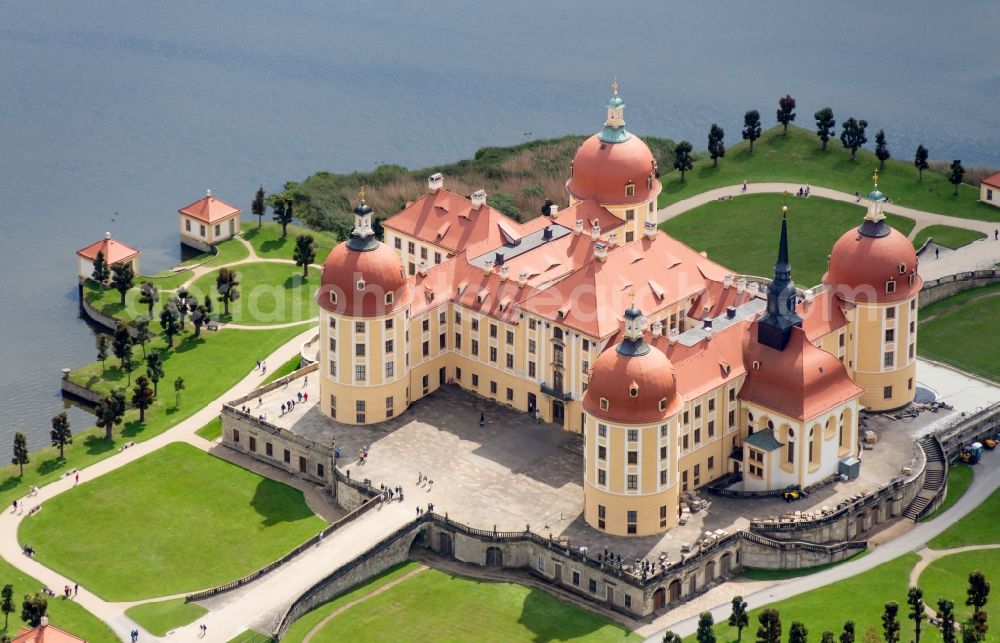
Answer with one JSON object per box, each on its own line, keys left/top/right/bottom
{"left": 76, "top": 231, "right": 140, "bottom": 281}
{"left": 178, "top": 189, "right": 241, "bottom": 251}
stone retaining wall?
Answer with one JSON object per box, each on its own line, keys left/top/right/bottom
{"left": 918, "top": 269, "right": 1000, "bottom": 309}
{"left": 740, "top": 531, "right": 867, "bottom": 569}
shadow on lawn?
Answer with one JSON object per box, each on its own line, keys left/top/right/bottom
{"left": 260, "top": 237, "right": 289, "bottom": 255}
{"left": 250, "top": 479, "right": 315, "bottom": 526}
{"left": 516, "top": 583, "right": 630, "bottom": 642}
{"left": 84, "top": 434, "right": 115, "bottom": 457}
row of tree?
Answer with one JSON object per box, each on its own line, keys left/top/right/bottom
{"left": 667, "top": 94, "right": 968, "bottom": 195}
{"left": 663, "top": 570, "right": 990, "bottom": 643}
{"left": 0, "top": 582, "right": 51, "bottom": 630}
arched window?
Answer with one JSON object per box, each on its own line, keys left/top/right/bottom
{"left": 808, "top": 427, "right": 815, "bottom": 463}
{"left": 747, "top": 412, "right": 755, "bottom": 435}
{"left": 787, "top": 428, "right": 795, "bottom": 464}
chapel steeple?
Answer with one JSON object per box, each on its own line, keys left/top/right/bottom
{"left": 757, "top": 205, "right": 803, "bottom": 351}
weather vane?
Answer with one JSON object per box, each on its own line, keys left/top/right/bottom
{"left": 872, "top": 169, "right": 879, "bottom": 188}
{"left": 358, "top": 185, "right": 367, "bottom": 204}
{"left": 612, "top": 78, "right": 619, "bottom": 96}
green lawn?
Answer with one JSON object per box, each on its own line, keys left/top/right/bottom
{"left": 180, "top": 237, "right": 250, "bottom": 268}
{"left": 918, "top": 283, "right": 1000, "bottom": 382}
{"left": 125, "top": 598, "right": 207, "bottom": 636}
{"left": 227, "top": 630, "right": 272, "bottom": 643}
{"left": 921, "top": 464, "right": 974, "bottom": 522}
{"left": 661, "top": 195, "right": 915, "bottom": 286}
{"left": 187, "top": 262, "right": 319, "bottom": 326}
{"left": 918, "top": 549, "right": 1000, "bottom": 625}
{"left": 262, "top": 354, "right": 303, "bottom": 385}
{"left": 686, "top": 554, "right": 929, "bottom": 643}
{"left": 286, "top": 563, "right": 640, "bottom": 643}
{"left": 0, "top": 553, "right": 117, "bottom": 641}
{"left": 658, "top": 125, "right": 999, "bottom": 222}
{"left": 929, "top": 476, "right": 1000, "bottom": 549}
{"left": 83, "top": 279, "right": 165, "bottom": 323}
{"left": 913, "top": 225, "right": 987, "bottom": 250}
{"left": 195, "top": 416, "right": 223, "bottom": 441}
{"left": 20, "top": 443, "right": 326, "bottom": 601}
{"left": 139, "top": 268, "right": 194, "bottom": 291}
{"left": 242, "top": 221, "right": 339, "bottom": 264}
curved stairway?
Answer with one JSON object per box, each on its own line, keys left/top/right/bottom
{"left": 903, "top": 435, "right": 947, "bottom": 520}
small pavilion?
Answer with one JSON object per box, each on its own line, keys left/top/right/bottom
{"left": 12, "top": 617, "right": 87, "bottom": 643}
{"left": 178, "top": 189, "right": 241, "bottom": 251}
{"left": 980, "top": 171, "right": 1000, "bottom": 208}
{"left": 76, "top": 231, "right": 140, "bottom": 281}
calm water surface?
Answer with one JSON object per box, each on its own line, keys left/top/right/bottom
{"left": 1, "top": 1, "right": 998, "bottom": 446}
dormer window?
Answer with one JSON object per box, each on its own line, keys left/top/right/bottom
{"left": 659, "top": 398, "right": 667, "bottom": 411}
{"left": 898, "top": 263, "right": 906, "bottom": 275}
{"left": 385, "top": 292, "right": 394, "bottom": 305}
{"left": 909, "top": 273, "right": 915, "bottom": 286}
{"left": 330, "top": 292, "right": 338, "bottom": 305}
{"left": 647, "top": 175, "right": 654, "bottom": 190}
{"left": 600, "top": 397, "right": 609, "bottom": 411}
{"left": 625, "top": 182, "right": 635, "bottom": 198}
{"left": 356, "top": 279, "right": 366, "bottom": 291}
{"left": 629, "top": 385, "right": 639, "bottom": 398}
{"left": 886, "top": 280, "right": 896, "bottom": 294}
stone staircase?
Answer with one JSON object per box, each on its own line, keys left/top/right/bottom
{"left": 903, "top": 435, "right": 946, "bottom": 521}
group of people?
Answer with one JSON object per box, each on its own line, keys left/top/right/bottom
{"left": 280, "top": 393, "right": 307, "bottom": 416}
{"left": 129, "top": 628, "right": 140, "bottom": 642}
{"left": 596, "top": 549, "right": 667, "bottom": 579}
{"left": 796, "top": 184, "right": 811, "bottom": 197}
{"left": 378, "top": 483, "right": 404, "bottom": 503}
{"left": 358, "top": 445, "right": 369, "bottom": 464}
{"left": 417, "top": 472, "right": 434, "bottom": 490}
{"left": 255, "top": 359, "right": 268, "bottom": 375}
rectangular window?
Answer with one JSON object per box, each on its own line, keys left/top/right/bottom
{"left": 529, "top": 319, "right": 537, "bottom": 330}
{"left": 355, "top": 365, "right": 366, "bottom": 382}
{"left": 317, "top": 462, "right": 325, "bottom": 478}
{"left": 329, "top": 360, "right": 336, "bottom": 377}
{"left": 660, "top": 470, "right": 667, "bottom": 485}
{"left": 682, "top": 434, "right": 689, "bottom": 450}
{"left": 440, "top": 333, "right": 447, "bottom": 349}
{"left": 627, "top": 474, "right": 637, "bottom": 490}
{"left": 728, "top": 410, "right": 735, "bottom": 427}
{"left": 729, "top": 387, "right": 736, "bottom": 402}
{"left": 627, "top": 429, "right": 638, "bottom": 442}
{"left": 455, "top": 333, "right": 462, "bottom": 349}
{"left": 185, "top": 219, "right": 191, "bottom": 232}
{"left": 329, "top": 338, "right": 337, "bottom": 352}
{"left": 394, "top": 237, "right": 402, "bottom": 250}
{"left": 471, "top": 339, "right": 479, "bottom": 356}
{"left": 598, "top": 469, "right": 606, "bottom": 485}
{"left": 536, "top": 556, "right": 545, "bottom": 572}
{"left": 505, "top": 353, "right": 514, "bottom": 368}
{"left": 506, "top": 387, "right": 514, "bottom": 401}
{"left": 454, "top": 310, "right": 462, "bottom": 324}
{"left": 422, "top": 374, "right": 429, "bottom": 394}
{"left": 589, "top": 579, "right": 597, "bottom": 593}
{"left": 708, "top": 420, "right": 715, "bottom": 438}
{"left": 694, "top": 428, "right": 701, "bottom": 444}
{"left": 455, "top": 367, "right": 462, "bottom": 381}
{"left": 883, "top": 385, "right": 893, "bottom": 399}
{"left": 660, "top": 446, "right": 667, "bottom": 460}
{"left": 385, "top": 396, "right": 394, "bottom": 417}
{"left": 528, "top": 339, "right": 536, "bottom": 354}
{"left": 489, "top": 347, "right": 498, "bottom": 362}
{"left": 422, "top": 319, "right": 430, "bottom": 333}
{"left": 422, "top": 340, "right": 430, "bottom": 357}
{"left": 385, "top": 361, "right": 394, "bottom": 378}
{"left": 708, "top": 456, "right": 714, "bottom": 470}
{"left": 408, "top": 241, "right": 415, "bottom": 254}
{"left": 355, "top": 343, "right": 365, "bottom": 357}
{"left": 572, "top": 570, "right": 580, "bottom": 586}
{"left": 420, "top": 247, "right": 428, "bottom": 260}
{"left": 299, "top": 456, "right": 307, "bottom": 473}
{"left": 884, "top": 352, "right": 894, "bottom": 367}
{"left": 683, "top": 411, "right": 689, "bottom": 425}
{"left": 439, "top": 310, "right": 446, "bottom": 325}
{"left": 354, "top": 321, "right": 364, "bottom": 333}
{"left": 598, "top": 445, "right": 607, "bottom": 460}
{"left": 597, "top": 504, "right": 606, "bottom": 529}
{"left": 471, "top": 373, "right": 479, "bottom": 387}
{"left": 528, "top": 361, "right": 536, "bottom": 377}
{"left": 434, "top": 252, "right": 441, "bottom": 264}
{"left": 627, "top": 451, "right": 638, "bottom": 465}
{"left": 660, "top": 424, "right": 668, "bottom": 437}
{"left": 694, "top": 405, "right": 702, "bottom": 419}
{"left": 886, "top": 307, "right": 896, "bottom": 320}
{"left": 329, "top": 395, "right": 336, "bottom": 417}
{"left": 885, "top": 329, "right": 895, "bottom": 342}
{"left": 490, "top": 381, "right": 497, "bottom": 395}
{"left": 506, "top": 330, "right": 514, "bottom": 345}
{"left": 385, "top": 318, "right": 393, "bottom": 331}
{"left": 283, "top": 448, "right": 290, "bottom": 463}
{"left": 214, "top": 224, "right": 221, "bottom": 237}
{"left": 385, "top": 339, "right": 394, "bottom": 354}
{"left": 471, "top": 318, "right": 479, "bottom": 331}
{"left": 265, "top": 442, "right": 273, "bottom": 457}
{"left": 490, "top": 324, "right": 498, "bottom": 338}
{"left": 598, "top": 424, "right": 608, "bottom": 438}
{"left": 232, "top": 428, "right": 240, "bottom": 443}
{"left": 199, "top": 224, "right": 206, "bottom": 237}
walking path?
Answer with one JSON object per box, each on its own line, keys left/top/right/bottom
{"left": 657, "top": 183, "right": 1000, "bottom": 281}
{"left": 641, "top": 447, "right": 1000, "bottom": 640}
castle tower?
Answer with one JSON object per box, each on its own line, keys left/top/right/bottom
{"left": 757, "top": 206, "right": 803, "bottom": 351}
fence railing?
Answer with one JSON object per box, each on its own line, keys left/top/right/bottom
{"left": 742, "top": 530, "right": 868, "bottom": 555}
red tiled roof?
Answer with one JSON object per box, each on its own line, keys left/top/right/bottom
{"left": 799, "top": 289, "right": 850, "bottom": 342}
{"left": 982, "top": 172, "right": 1000, "bottom": 189}
{"left": 382, "top": 189, "right": 510, "bottom": 254}
{"left": 76, "top": 236, "right": 139, "bottom": 265}
{"left": 583, "top": 337, "right": 683, "bottom": 424}
{"left": 13, "top": 624, "right": 87, "bottom": 643}
{"left": 178, "top": 194, "right": 241, "bottom": 223}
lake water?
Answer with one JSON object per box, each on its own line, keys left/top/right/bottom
{"left": 1, "top": 1, "right": 998, "bottom": 447}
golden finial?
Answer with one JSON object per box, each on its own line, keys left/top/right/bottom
{"left": 358, "top": 185, "right": 367, "bottom": 204}
{"left": 872, "top": 169, "right": 879, "bottom": 189}
{"left": 627, "top": 288, "right": 636, "bottom": 306}
{"left": 612, "top": 77, "right": 619, "bottom": 96}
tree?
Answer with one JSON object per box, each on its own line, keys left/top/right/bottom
{"left": 190, "top": 304, "right": 208, "bottom": 338}
{"left": 914, "top": 145, "right": 930, "bottom": 181}
{"left": 110, "top": 262, "right": 135, "bottom": 306}
{"left": 938, "top": 598, "right": 957, "bottom": 643}
{"left": 708, "top": 124, "right": 726, "bottom": 168}
{"left": 960, "top": 622, "right": 982, "bottom": 643}
{"left": 742, "top": 110, "right": 762, "bottom": 152}
{"left": 487, "top": 191, "right": 523, "bottom": 221}
{"left": 216, "top": 267, "right": 240, "bottom": 316}
{"left": 20, "top": 593, "right": 47, "bottom": 627}
{"left": 203, "top": 293, "right": 213, "bottom": 315}
{"left": 815, "top": 107, "right": 836, "bottom": 151}
{"left": 146, "top": 352, "right": 164, "bottom": 396}
{"left": 175, "top": 288, "right": 191, "bottom": 329}
{"left": 0, "top": 584, "right": 13, "bottom": 629}
{"left": 270, "top": 192, "right": 294, "bottom": 238}
{"left": 662, "top": 632, "right": 683, "bottom": 643}
{"left": 967, "top": 571, "right": 990, "bottom": 617}
{"left": 174, "top": 376, "right": 185, "bottom": 407}
{"left": 756, "top": 608, "right": 781, "bottom": 643}
{"left": 138, "top": 281, "right": 159, "bottom": 317}
{"left": 122, "top": 352, "right": 135, "bottom": 386}
{"left": 697, "top": 611, "right": 716, "bottom": 643}
{"left": 789, "top": 621, "right": 808, "bottom": 643}
{"left": 112, "top": 321, "right": 133, "bottom": 369}
{"left": 777, "top": 95, "right": 796, "bottom": 134}
{"left": 252, "top": 185, "right": 266, "bottom": 228}
{"left": 133, "top": 316, "right": 150, "bottom": 358}
{"left": 131, "top": 375, "right": 154, "bottom": 422}
{"left": 949, "top": 160, "right": 966, "bottom": 196}
{"left": 882, "top": 601, "right": 900, "bottom": 643}
{"left": 91, "top": 250, "right": 110, "bottom": 289}
{"left": 820, "top": 632, "right": 835, "bottom": 643}
{"left": 673, "top": 141, "right": 694, "bottom": 181}
{"left": 908, "top": 586, "right": 926, "bottom": 643}
{"left": 50, "top": 412, "right": 72, "bottom": 459}
{"left": 96, "top": 334, "right": 109, "bottom": 373}
{"left": 839, "top": 118, "right": 868, "bottom": 160}
{"left": 95, "top": 389, "right": 126, "bottom": 440}
{"left": 971, "top": 610, "right": 988, "bottom": 640}
{"left": 11, "top": 433, "right": 28, "bottom": 477}
{"left": 294, "top": 235, "right": 316, "bottom": 277}
{"left": 159, "top": 302, "right": 180, "bottom": 348}
{"left": 729, "top": 595, "right": 749, "bottom": 642}
{"left": 875, "top": 129, "right": 891, "bottom": 170}
{"left": 838, "top": 621, "right": 855, "bottom": 643}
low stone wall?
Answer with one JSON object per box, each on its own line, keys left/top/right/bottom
{"left": 740, "top": 531, "right": 867, "bottom": 569}
{"left": 919, "top": 269, "right": 1000, "bottom": 309}
{"left": 59, "top": 377, "right": 104, "bottom": 406}
{"left": 936, "top": 403, "right": 1000, "bottom": 460}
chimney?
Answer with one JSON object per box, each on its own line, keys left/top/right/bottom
{"left": 608, "top": 231, "right": 618, "bottom": 247}
{"left": 541, "top": 200, "right": 559, "bottom": 216}
{"left": 542, "top": 226, "right": 553, "bottom": 240}
{"left": 736, "top": 278, "right": 748, "bottom": 294}
{"left": 499, "top": 264, "right": 510, "bottom": 281}
{"left": 668, "top": 328, "right": 680, "bottom": 344}
{"left": 723, "top": 273, "right": 734, "bottom": 289}
{"left": 594, "top": 241, "right": 608, "bottom": 262}
{"left": 590, "top": 220, "right": 601, "bottom": 241}
{"left": 575, "top": 219, "right": 584, "bottom": 236}
{"left": 748, "top": 282, "right": 760, "bottom": 295}
{"left": 518, "top": 271, "right": 529, "bottom": 287}
{"left": 726, "top": 306, "right": 737, "bottom": 319}
{"left": 427, "top": 172, "right": 443, "bottom": 193}
{"left": 643, "top": 221, "right": 657, "bottom": 239}
{"left": 417, "top": 259, "right": 429, "bottom": 276}
{"left": 703, "top": 319, "right": 713, "bottom": 331}
{"left": 104, "top": 231, "right": 112, "bottom": 240}
{"left": 803, "top": 287, "right": 816, "bottom": 303}
{"left": 494, "top": 252, "right": 505, "bottom": 265}
{"left": 549, "top": 204, "right": 559, "bottom": 215}
{"left": 651, "top": 320, "right": 664, "bottom": 335}
{"left": 471, "top": 188, "right": 487, "bottom": 210}
{"left": 483, "top": 258, "right": 494, "bottom": 274}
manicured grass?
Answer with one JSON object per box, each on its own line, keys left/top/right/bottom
{"left": 918, "top": 549, "right": 1000, "bottom": 625}
{"left": 929, "top": 480, "right": 1000, "bottom": 549}
{"left": 125, "top": 598, "right": 208, "bottom": 636}
{"left": 921, "top": 464, "right": 974, "bottom": 522}
{"left": 195, "top": 416, "right": 222, "bottom": 441}
{"left": 661, "top": 195, "right": 915, "bottom": 286}
{"left": 658, "top": 125, "right": 1000, "bottom": 222}
{"left": 261, "top": 354, "right": 303, "bottom": 385}
{"left": 0, "top": 554, "right": 118, "bottom": 641}
{"left": 918, "top": 283, "right": 1000, "bottom": 382}
{"left": 242, "top": 221, "right": 339, "bottom": 263}
{"left": 740, "top": 551, "right": 867, "bottom": 581}
{"left": 180, "top": 237, "right": 250, "bottom": 268}
{"left": 20, "top": 443, "right": 326, "bottom": 601}
{"left": 187, "top": 262, "right": 319, "bottom": 326}
{"left": 140, "top": 268, "right": 195, "bottom": 290}
{"left": 83, "top": 279, "right": 163, "bottom": 323}
{"left": 0, "top": 324, "right": 310, "bottom": 512}
{"left": 226, "top": 630, "right": 271, "bottom": 643}
{"left": 289, "top": 565, "right": 641, "bottom": 642}
{"left": 685, "top": 554, "right": 926, "bottom": 643}
{"left": 913, "top": 225, "right": 987, "bottom": 250}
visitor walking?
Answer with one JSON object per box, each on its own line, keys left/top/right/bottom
{"left": 741, "top": 179, "right": 748, "bottom": 193}
{"left": 935, "top": 247, "right": 940, "bottom": 259}
{"left": 74, "top": 473, "right": 79, "bottom": 485}
{"left": 11, "top": 500, "right": 16, "bottom": 513}
{"left": 995, "top": 228, "right": 998, "bottom": 240}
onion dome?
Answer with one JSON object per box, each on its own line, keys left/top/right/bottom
{"left": 823, "top": 176, "right": 921, "bottom": 303}
{"left": 582, "top": 304, "right": 681, "bottom": 424}
{"left": 566, "top": 82, "right": 659, "bottom": 205}
{"left": 319, "top": 188, "right": 411, "bottom": 317}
